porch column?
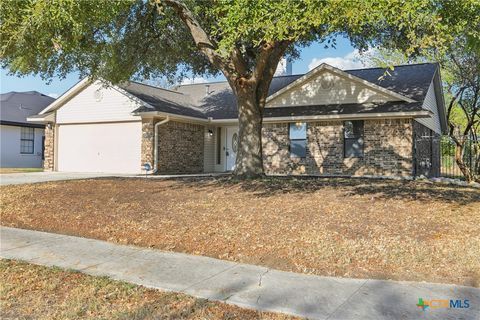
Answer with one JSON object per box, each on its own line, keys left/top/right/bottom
{"left": 141, "top": 118, "right": 155, "bottom": 170}
{"left": 43, "top": 124, "right": 55, "bottom": 171}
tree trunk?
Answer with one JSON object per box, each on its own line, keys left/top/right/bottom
{"left": 233, "top": 83, "right": 264, "bottom": 178}
{"left": 474, "top": 144, "right": 480, "bottom": 180}
{"left": 454, "top": 142, "right": 475, "bottom": 183}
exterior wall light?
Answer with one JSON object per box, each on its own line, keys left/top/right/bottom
{"left": 208, "top": 129, "right": 213, "bottom": 137}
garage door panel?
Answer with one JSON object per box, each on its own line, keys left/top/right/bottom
{"left": 57, "top": 122, "right": 141, "bottom": 174}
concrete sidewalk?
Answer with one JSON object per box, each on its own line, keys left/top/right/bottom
{"left": 1, "top": 226, "right": 478, "bottom": 319}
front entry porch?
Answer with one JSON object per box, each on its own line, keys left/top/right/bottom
{"left": 141, "top": 117, "right": 239, "bottom": 175}
{"left": 202, "top": 124, "right": 239, "bottom": 174}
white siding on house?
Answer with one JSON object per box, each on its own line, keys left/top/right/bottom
{"left": 267, "top": 70, "right": 397, "bottom": 107}
{"left": 214, "top": 127, "right": 228, "bottom": 172}
{"left": 415, "top": 80, "right": 442, "bottom": 134}
{"left": 204, "top": 126, "right": 215, "bottom": 172}
{"left": 56, "top": 81, "right": 142, "bottom": 124}
{"left": 0, "top": 125, "right": 44, "bottom": 168}
{"left": 203, "top": 126, "right": 227, "bottom": 172}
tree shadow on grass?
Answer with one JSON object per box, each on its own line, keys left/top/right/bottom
{"left": 159, "top": 176, "right": 480, "bottom": 206}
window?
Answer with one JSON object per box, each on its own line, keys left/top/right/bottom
{"left": 289, "top": 122, "right": 307, "bottom": 158}
{"left": 20, "top": 127, "right": 34, "bottom": 154}
{"left": 216, "top": 127, "right": 221, "bottom": 164}
{"left": 344, "top": 120, "right": 364, "bottom": 158}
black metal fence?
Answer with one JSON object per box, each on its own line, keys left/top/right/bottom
{"left": 440, "top": 137, "right": 480, "bottom": 179}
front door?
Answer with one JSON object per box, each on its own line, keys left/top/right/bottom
{"left": 226, "top": 127, "right": 238, "bottom": 171}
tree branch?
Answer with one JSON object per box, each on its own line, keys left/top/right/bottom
{"left": 254, "top": 40, "right": 290, "bottom": 108}
{"left": 253, "top": 41, "right": 289, "bottom": 81}
{"left": 447, "top": 86, "right": 465, "bottom": 138}
{"left": 230, "top": 46, "right": 248, "bottom": 76}
{"left": 159, "top": 0, "right": 234, "bottom": 77}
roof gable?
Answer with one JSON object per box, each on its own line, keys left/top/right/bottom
{"left": 55, "top": 80, "right": 142, "bottom": 124}
{"left": 266, "top": 64, "right": 415, "bottom": 108}
{"left": 39, "top": 78, "right": 91, "bottom": 115}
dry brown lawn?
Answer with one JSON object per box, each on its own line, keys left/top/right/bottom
{"left": 0, "top": 259, "right": 294, "bottom": 319}
{"left": 1, "top": 177, "right": 479, "bottom": 287}
{"left": 0, "top": 168, "right": 43, "bottom": 174}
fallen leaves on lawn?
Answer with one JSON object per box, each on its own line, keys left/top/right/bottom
{"left": 1, "top": 177, "right": 479, "bottom": 287}
{"left": 0, "top": 259, "right": 295, "bottom": 319}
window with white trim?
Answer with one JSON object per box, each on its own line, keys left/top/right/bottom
{"left": 20, "top": 127, "right": 35, "bottom": 154}
{"left": 344, "top": 120, "right": 364, "bottom": 158}
{"left": 289, "top": 122, "right": 307, "bottom": 158}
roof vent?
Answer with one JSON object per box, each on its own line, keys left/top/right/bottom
{"left": 205, "top": 84, "right": 210, "bottom": 96}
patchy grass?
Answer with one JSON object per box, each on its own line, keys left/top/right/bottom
{"left": 1, "top": 177, "right": 479, "bottom": 286}
{"left": 0, "top": 168, "right": 43, "bottom": 174}
{"left": 0, "top": 259, "right": 295, "bottom": 320}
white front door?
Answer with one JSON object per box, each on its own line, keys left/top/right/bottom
{"left": 225, "top": 127, "right": 238, "bottom": 171}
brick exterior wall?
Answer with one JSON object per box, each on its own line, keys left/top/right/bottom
{"left": 44, "top": 117, "right": 414, "bottom": 176}
{"left": 141, "top": 118, "right": 155, "bottom": 168}
{"left": 43, "top": 125, "right": 55, "bottom": 171}
{"left": 156, "top": 121, "right": 205, "bottom": 174}
{"left": 262, "top": 119, "right": 413, "bottom": 176}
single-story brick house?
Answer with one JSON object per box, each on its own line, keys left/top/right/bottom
{"left": 28, "top": 62, "right": 446, "bottom": 177}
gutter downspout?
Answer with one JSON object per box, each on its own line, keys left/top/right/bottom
{"left": 153, "top": 116, "right": 170, "bottom": 174}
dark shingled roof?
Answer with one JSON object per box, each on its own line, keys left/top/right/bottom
{"left": 347, "top": 63, "right": 437, "bottom": 102}
{"left": 120, "top": 82, "right": 206, "bottom": 118}
{"left": 170, "top": 75, "right": 304, "bottom": 119}
{"left": 128, "top": 63, "right": 438, "bottom": 120}
{"left": 0, "top": 91, "right": 55, "bottom": 126}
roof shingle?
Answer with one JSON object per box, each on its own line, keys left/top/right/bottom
{"left": 126, "top": 63, "right": 438, "bottom": 120}
{"left": 0, "top": 91, "right": 55, "bottom": 125}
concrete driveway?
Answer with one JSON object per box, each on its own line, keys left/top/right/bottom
{"left": 0, "top": 172, "right": 131, "bottom": 186}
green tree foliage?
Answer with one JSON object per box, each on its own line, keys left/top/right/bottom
{"left": 362, "top": 0, "right": 480, "bottom": 181}
{"left": 1, "top": 0, "right": 473, "bottom": 177}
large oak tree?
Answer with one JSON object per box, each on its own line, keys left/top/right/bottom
{"left": 0, "top": 0, "right": 468, "bottom": 177}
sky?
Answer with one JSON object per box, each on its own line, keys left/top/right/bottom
{"left": 0, "top": 37, "right": 370, "bottom": 98}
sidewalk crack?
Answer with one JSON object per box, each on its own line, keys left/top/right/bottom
{"left": 258, "top": 269, "right": 269, "bottom": 287}
{"left": 181, "top": 263, "right": 239, "bottom": 292}
{"left": 325, "top": 280, "right": 368, "bottom": 320}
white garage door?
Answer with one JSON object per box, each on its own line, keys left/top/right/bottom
{"left": 57, "top": 122, "right": 142, "bottom": 174}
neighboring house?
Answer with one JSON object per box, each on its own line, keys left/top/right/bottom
{"left": 1, "top": 91, "right": 55, "bottom": 168}
{"left": 28, "top": 63, "right": 446, "bottom": 177}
